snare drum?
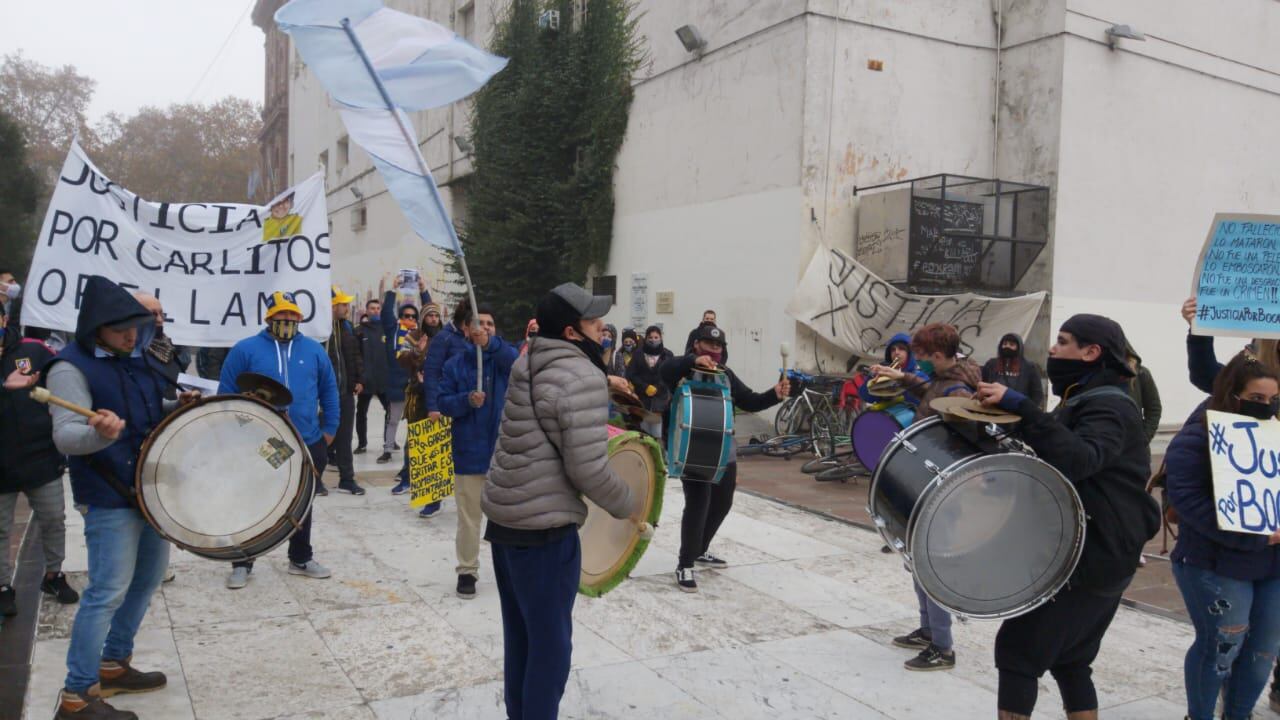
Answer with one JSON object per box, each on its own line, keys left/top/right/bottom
{"left": 579, "top": 427, "right": 666, "bottom": 597}
{"left": 667, "top": 369, "right": 733, "bottom": 483}
{"left": 850, "top": 403, "right": 915, "bottom": 471}
{"left": 868, "top": 417, "right": 1085, "bottom": 620}
{"left": 136, "top": 394, "right": 315, "bottom": 562}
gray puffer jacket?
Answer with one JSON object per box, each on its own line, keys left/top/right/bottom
{"left": 483, "top": 337, "right": 635, "bottom": 529}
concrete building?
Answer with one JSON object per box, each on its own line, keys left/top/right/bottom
{"left": 265, "top": 0, "right": 1280, "bottom": 423}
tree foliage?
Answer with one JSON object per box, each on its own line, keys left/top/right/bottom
{"left": 0, "top": 51, "right": 96, "bottom": 188}
{"left": 459, "top": 0, "right": 643, "bottom": 327}
{"left": 0, "top": 111, "right": 43, "bottom": 273}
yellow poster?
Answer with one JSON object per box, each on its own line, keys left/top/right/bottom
{"left": 408, "top": 417, "right": 454, "bottom": 508}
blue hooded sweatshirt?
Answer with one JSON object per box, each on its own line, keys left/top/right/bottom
{"left": 859, "top": 332, "right": 929, "bottom": 406}
{"left": 218, "top": 328, "right": 340, "bottom": 446}
{"left": 438, "top": 335, "right": 517, "bottom": 474}
{"left": 423, "top": 322, "right": 471, "bottom": 413}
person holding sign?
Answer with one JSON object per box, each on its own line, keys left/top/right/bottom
{"left": 974, "top": 314, "right": 1160, "bottom": 720}
{"left": 438, "top": 306, "right": 516, "bottom": 600}
{"left": 1165, "top": 352, "right": 1280, "bottom": 720}
{"left": 483, "top": 283, "right": 636, "bottom": 720}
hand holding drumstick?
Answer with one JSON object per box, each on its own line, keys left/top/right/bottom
{"left": 29, "top": 386, "right": 126, "bottom": 441}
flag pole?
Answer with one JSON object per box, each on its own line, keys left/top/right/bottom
{"left": 340, "top": 18, "right": 484, "bottom": 394}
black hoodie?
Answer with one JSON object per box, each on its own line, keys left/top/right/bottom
{"left": 981, "top": 333, "right": 1045, "bottom": 409}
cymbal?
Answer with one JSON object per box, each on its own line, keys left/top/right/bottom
{"left": 865, "top": 381, "right": 906, "bottom": 398}
{"left": 930, "top": 396, "right": 1020, "bottom": 424}
{"left": 237, "top": 372, "right": 293, "bottom": 407}
{"left": 611, "top": 387, "right": 662, "bottom": 424}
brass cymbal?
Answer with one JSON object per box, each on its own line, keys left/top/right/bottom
{"left": 930, "top": 396, "right": 1020, "bottom": 424}
{"left": 865, "top": 381, "right": 906, "bottom": 398}
{"left": 237, "top": 372, "right": 293, "bottom": 407}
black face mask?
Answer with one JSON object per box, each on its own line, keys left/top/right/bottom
{"left": 998, "top": 346, "right": 1019, "bottom": 359}
{"left": 1236, "top": 397, "right": 1280, "bottom": 420}
{"left": 570, "top": 334, "right": 609, "bottom": 376}
{"left": 644, "top": 339, "right": 662, "bottom": 353}
{"left": 1046, "top": 357, "right": 1098, "bottom": 396}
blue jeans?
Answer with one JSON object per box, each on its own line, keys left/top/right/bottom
{"left": 64, "top": 506, "right": 170, "bottom": 693}
{"left": 492, "top": 530, "right": 580, "bottom": 720}
{"left": 1173, "top": 561, "right": 1280, "bottom": 720}
{"left": 914, "top": 578, "right": 953, "bottom": 651}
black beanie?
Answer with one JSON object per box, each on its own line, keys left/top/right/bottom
{"left": 1060, "top": 314, "right": 1135, "bottom": 378}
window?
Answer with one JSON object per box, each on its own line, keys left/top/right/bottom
{"left": 318, "top": 149, "right": 329, "bottom": 174}
{"left": 350, "top": 205, "right": 367, "bottom": 231}
{"left": 457, "top": 1, "right": 475, "bottom": 42}
{"left": 591, "top": 275, "right": 617, "bottom": 306}
{"left": 337, "top": 136, "right": 349, "bottom": 168}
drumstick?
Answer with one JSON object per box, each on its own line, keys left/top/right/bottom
{"left": 637, "top": 521, "right": 655, "bottom": 540}
{"left": 29, "top": 386, "right": 97, "bottom": 419}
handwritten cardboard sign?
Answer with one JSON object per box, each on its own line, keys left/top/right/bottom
{"left": 1190, "top": 213, "right": 1280, "bottom": 340}
{"left": 1207, "top": 410, "right": 1280, "bottom": 535}
{"left": 408, "top": 417, "right": 454, "bottom": 508}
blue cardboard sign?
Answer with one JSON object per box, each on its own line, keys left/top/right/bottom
{"left": 1191, "top": 213, "right": 1280, "bottom": 339}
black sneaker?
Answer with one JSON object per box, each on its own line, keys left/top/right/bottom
{"left": 456, "top": 574, "right": 477, "bottom": 599}
{"left": 0, "top": 584, "right": 15, "bottom": 616}
{"left": 904, "top": 644, "right": 955, "bottom": 672}
{"left": 891, "top": 628, "right": 932, "bottom": 650}
{"left": 99, "top": 657, "right": 167, "bottom": 697}
{"left": 55, "top": 688, "right": 138, "bottom": 719}
{"left": 42, "top": 572, "right": 80, "bottom": 604}
{"left": 315, "top": 482, "right": 329, "bottom": 497}
{"left": 675, "top": 567, "right": 697, "bottom": 593}
{"left": 353, "top": 446, "right": 366, "bottom": 455}
{"left": 376, "top": 452, "right": 392, "bottom": 464}
{"left": 337, "top": 482, "right": 366, "bottom": 496}
{"left": 694, "top": 553, "right": 727, "bottom": 568}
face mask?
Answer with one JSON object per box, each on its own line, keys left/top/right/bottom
{"left": 2, "top": 281, "right": 20, "bottom": 299}
{"left": 998, "top": 346, "right": 1019, "bottom": 359}
{"left": 917, "top": 359, "right": 935, "bottom": 376}
{"left": 602, "top": 337, "right": 613, "bottom": 349}
{"left": 269, "top": 319, "right": 299, "bottom": 342}
{"left": 569, "top": 334, "right": 608, "bottom": 375}
{"left": 1046, "top": 356, "right": 1097, "bottom": 396}
{"left": 1236, "top": 397, "right": 1280, "bottom": 420}
{"left": 623, "top": 340, "right": 635, "bottom": 352}
{"left": 697, "top": 348, "right": 723, "bottom": 365}
{"left": 645, "top": 339, "right": 661, "bottom": 350}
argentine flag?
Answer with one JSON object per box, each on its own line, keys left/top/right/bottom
{"left": 275, "top": 0, "right": 508, "bottom": 254}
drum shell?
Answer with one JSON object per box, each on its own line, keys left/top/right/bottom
{"left": 135, "top": 394, "right": 314, "bottom": 562}
{"left": 579, "top": 428, "right": 666, "bottom": 597}
{"left": 667, "top": 372, "right": 733, "bottom": 484}
{"left": 850, "top": 404, "right": 915, "bottom": 471}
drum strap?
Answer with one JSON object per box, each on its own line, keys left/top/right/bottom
{"left": 87, "top": 456, "right": 139, "bottom": 508}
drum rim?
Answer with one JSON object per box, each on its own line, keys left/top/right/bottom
{"left": 907, "top": 453, "right": 1087, "bottom": 620}
{"left": 579, "top": 430, "right": 666, "bottom": 597}
{"left": 868, "top": 416, "right": 979, "bottom": 551}
{"left": 135, "top": 393, "right": 313, "bottom": 561}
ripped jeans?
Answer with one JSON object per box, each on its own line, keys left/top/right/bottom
{"left": 1172, "top": 561, "right": 1280, "bottom": 720}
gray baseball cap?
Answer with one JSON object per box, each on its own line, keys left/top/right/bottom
{"left": 550, "top": 282, "right": 612, "bottom": 319}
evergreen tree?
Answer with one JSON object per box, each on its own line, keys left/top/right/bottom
{"left": 0, "top": 110, "right": 43, "bottom": 275}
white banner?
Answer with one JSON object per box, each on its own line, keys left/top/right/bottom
{"left": 23, "top": 141, "right": 331, "bottom": 346}
{"left": 786, "top": 245, "right": 1046, "bottom": 361}
{"left": 1207, "top": 410, "right": 1280, "bottom": 536}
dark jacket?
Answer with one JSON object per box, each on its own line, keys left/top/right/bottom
{"left": 861, "top": 332, "right": 930, "bottom": 407}
{"left": 326, "top": 317, "right": 363, "bottom": 394}
{"left": 45, "top": 276, "right": 170, "bottom": 509}
{"left": 439, "top": 335, "right": 518, "bottom": 474}
{"left": 423, "top": 323, "right": 470, "bottom": 413}
{"left": 684, "top": 322, "right": 728, "bottom": 364}
{"left": 626, "top": 342, "right": 675, "bottom": 414}
{"left": 980, "top": 333, "right": 1045, "bottom": 410}
{"left": 380, "top": 289, "right": 430, "bottom": 402}
{"left": 0, "top": 334, "right": 63, "bottom": 493}
{"left": 1166, "top": 401, "right": 1280, "bottom": 581}
{"left": 660, "top": 354, "right": 781, "bottom": 416}
{"left": 1004, "top": 370, "right": 1160, "bottom": 591}
{"left": 196, "top": 346, "right": 228, "bottom": 381}
{"left": 1127, "top": 361, "right": 1162, "bottom": 442}
{"left": 1187, "top": 333, "right": 1220, "bottom": 395}
{"left": 143, "top": 333, "right": 190, "bottom": 401}
{"left": 356, "top": 318, "right": 388, "bottom": 395}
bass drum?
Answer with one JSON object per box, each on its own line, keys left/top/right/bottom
{"left": 667, "top": 369, "right": 733, "bottom": 483}
{"left": 579, "top": 427, "right": 666, "bottom": 597}
{"left": 868, "top": 417, "right": 1086, "bottom": 620}
{"left": 850, "top": 403, "right": 915, "bottom": 472}
{"left": 136, "top": 394, "right": 314, "bottom": 562}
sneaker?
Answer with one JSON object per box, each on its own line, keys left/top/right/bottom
{"left": 694, "top": 553, "right": 727, "bottom": 568}
{"left": 315, "top": 482, "right": 329, "bottom": 497}
{"left": 226, "top": 566, "right": 250, "bottom": 590}
{"left": 456, "top": 574, "right": 477, "bottom": 599}
{"left": 904, "top": 644, "right": 955, "bottom": 672}
{"left": 289, "top": 560, "right": 332, "bottom": 579}
{"left": 0, "top": 584, "right": 16, "bottom": 616}
{"left": 880, "top": 544, "right": 894, "bottom": 554}
{"left": 675, "top": 567, "right": 697, "bottom": 593}
{"left": 376, "top": 452, "right": 393, "bottom": 464}
{"left": 891, "top": 628, "right": 933, "bottom": 650}
{"left": 391, "top": 479, "right": 411, "bottom": 495}
{"left": 353, "top": 445, "right": 367, "bottom": 455}
{"left": 55, "top": 686, "right": 138, "bottom": 719}
{"left": 418, "top": 502, "right": 441, "bottom": 518}
{"left": 99, "top": 657, "right": 166, "bottom": 697}
{"left": 42, "top": 572, "right": 80, "bottom": 604}
{"left": 162, "top": 566, "right": 176, "bottom": 583}
{"left": 337, "top": 481, "right": 366, "bottom": 496}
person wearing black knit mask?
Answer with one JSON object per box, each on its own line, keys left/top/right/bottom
{"left": 981, "top": 333, "right": 1045, "bottom": 410}
{"left": 625, "top": 325, "right": 673, "bottom": 439}
{"left": 975, "top": 314, "right": 1160, "bottom": 720}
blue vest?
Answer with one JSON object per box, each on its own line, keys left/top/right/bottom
{"left": 53, "top": 343, "right": 168, "bottom": 509}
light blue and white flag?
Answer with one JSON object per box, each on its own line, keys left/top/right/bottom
{"left": 276, "top": 0, "right": 508, "bottom": 254}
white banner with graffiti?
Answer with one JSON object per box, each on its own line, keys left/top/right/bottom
{"left": 786, "top": 246, "right": 1046, "bottom": 360}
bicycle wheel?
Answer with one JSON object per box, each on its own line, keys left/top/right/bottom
{"left": 773, "top": 397, "right": 799, "bottom": 436}
{"left": 738, "top": 440, "right": 766, "bottom": 457}
{"left": 816, "top": 463, "right": 862, "bottom": 482}
{"left": 810, "top": 410, "right": 844, "bottom": 458}
{"left": 800, "top": 445, "right": 855, "bottom": 474}
{"left": 762, "top": 434, "right": 808, "bottom": 458}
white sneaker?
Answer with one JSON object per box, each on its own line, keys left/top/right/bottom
{"left": 288, "top": 560, "right": 332, "bottom": 579}
{"left": 226, "top": 566, "right": 250, "bottom": 590}
{"left": 163, "top": 566, "right": 176, "bottom": 583}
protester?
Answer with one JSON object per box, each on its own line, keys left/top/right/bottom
{"left": 419, "top": 298, "right": 473, "bottom": 518}
{"left": 0, "top": 269, "right": 20, "bottom": 321}
{"left": 1121, "top": 342, "right": 1162, "bottom": 443}
{"left": 131, "top": 292, "right": 191, "bottom": 400}
{"left": 438, "top": 306, "right": 516, "bottom": 599}
{"left": 860, "top": 332, "right": 930, "bottom": 410}
{"left": 389, "top": 302, "right": 437, "bottom": 500}
{"left": 625, "top": 325, "right": 674, "bottom": 439}
{"left": 378, "top": 273, "right": 432, "bottom": 464}
{"left": 975, "top": 313, "right": 1160, "bottom": 718}
{"left": 661, "top": 324, "right": 787, "bottom": 593}
{"left": 220, "top": 291, "right": 338, "bottom": 589}
{"left": 326, "top": 286, "right": 365, "bottom": 495}
{"left": 518, "top": 319, "right": 537, "bottom": 356}
{"left": 0, "top": 304, "right": 77, "bottom": 620}
{"left": 44, "top": 276, "right": 197, "bottom": 719}
{"left": 195, "top": 347, "right": 228, "bottom": 382}
{"left": 612, "top": 328, "right": 637, "bottom": 376}
{"left": 684, "top": 309, "right": 727, "bottom": 363}
{"left": 1164, "top": 351, "right": 1280, "bottom": 720}
{"left": 355, "top": 297, "right": 390, "bottom": 454}
{"left": 980, "top": 333, "right": 1045, "bottom": 410}
{"left": 483, "top": 283, "right": 636, "bottom": 720}
{"left": 602, "top": 323, "right": 618, "bottom": 374}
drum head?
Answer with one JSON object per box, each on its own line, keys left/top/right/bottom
{"left": 851, "top": 411, "right": 906, "bottom": 472}
{"left": 580, "top": 429, "right": 666, "bottom": 597}
{"left": 908, "top": 453, "right": 1085, "bottom": 619}
{"left": 137, "top": 395, "right": 311, "bottom": 560}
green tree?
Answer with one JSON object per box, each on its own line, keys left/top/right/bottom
{"left": 459, "top": 0, "right": 642, "bottom": 327}
{"left": 0, "top": 110, "right": 43, "bottom": 275}
{"left": 0, "top": 52, "right": 96, "bottom": 188}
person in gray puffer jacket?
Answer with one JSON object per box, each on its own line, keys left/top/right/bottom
{"left": 482, "top": 282, "right": 636, "bottom": 720}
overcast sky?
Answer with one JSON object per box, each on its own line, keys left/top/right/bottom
{"left": 1, "top": 0, "right": 265, "bottom": 122}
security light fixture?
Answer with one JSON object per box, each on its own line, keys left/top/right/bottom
{"left": 349, "top": 186, "right": 363, "bottom": 200}
{"left": 1105, "top": 24, "right": 1146, "bottom": 49}
{"left": 675, "top": 24, "right": 706, "bottom": 54}
{"left": 454, "top": 136, "right": 474, "bottom": 154}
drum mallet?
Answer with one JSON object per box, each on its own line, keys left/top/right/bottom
{"left": 29, "top": 387, "right": 98, "bottom": 419}
{"left": 638, "top": 521, "right": 655, "bottom": 540}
